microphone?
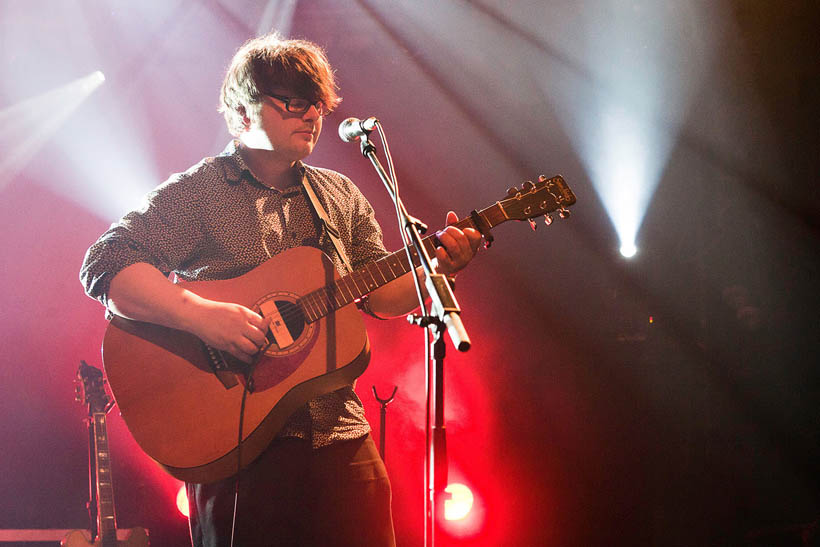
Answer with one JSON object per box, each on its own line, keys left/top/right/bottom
{"left": 338, "top": 116, "right": 378, "bottom": 143}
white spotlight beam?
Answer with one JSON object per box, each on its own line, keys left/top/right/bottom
{"left": 0, "top": 71, "right": 105, "bottom": 191}
{"left": 257, "top": 0, "right": 297, "bottom": 36}
{"left": 535, "top": 2, "right": 716, "bottom": 257}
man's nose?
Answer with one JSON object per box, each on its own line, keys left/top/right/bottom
{"left": 303, "top": 103, "right": 321, "bottom": 120}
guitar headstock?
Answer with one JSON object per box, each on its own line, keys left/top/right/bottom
{"left": 499, "top": 174, "right": 576, "bottom": 229}
{"left": 77, "top": 360, "right": 110, "bottom": 414}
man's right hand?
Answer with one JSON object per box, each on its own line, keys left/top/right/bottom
{"left": 188, "top": 300, "right": 273, "bottom": 364}
{"left": 107, "top": 262, "right": 273, "bottom": 364}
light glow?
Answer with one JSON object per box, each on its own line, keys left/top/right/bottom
{"left": 0, "top": 71, "right": 105, "bottom": 191}
{"left": 444, "top": 483, "right": 474, "bottom": 521}
{"left": 176, "top": 485, "right": 189, "bottom": 518}
{"left": 620, "top": 242, "right": 637, "bottom": 258}
{"left": 534, "top": 2, "right": 716, "bottom": 261}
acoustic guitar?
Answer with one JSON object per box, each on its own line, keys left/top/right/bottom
{"left": 63, "top": 362, "right": 150, "bottom": 547}
{"left": 101, "top": 175, "right": 576, "bottom": 483}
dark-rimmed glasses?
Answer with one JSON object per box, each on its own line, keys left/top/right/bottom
{"left": 265, "top": 93, "right": 329, "bottom": 117}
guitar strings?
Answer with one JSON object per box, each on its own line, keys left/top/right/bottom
{"left": 269, "top": 250, "right": 415, "bottom": 324}
{"left": 257, "top": 218, "right": 475, "bottom": 326}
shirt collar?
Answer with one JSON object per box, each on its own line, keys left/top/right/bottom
{"left": 220, "top": 139, "right": 307, "bottom": 189}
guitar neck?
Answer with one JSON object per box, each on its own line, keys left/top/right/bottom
{"left": 92, "top": 411, "right": 119, "bottom": 547}
{"left": 299, "top": 203, "right": 507, "bottom": 322}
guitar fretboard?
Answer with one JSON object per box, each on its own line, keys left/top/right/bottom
{"left": 93, "top": 412, "right": 118, "bottom": 547}
{"left": 298, "top": 203, "right": 507, "bottom": 322}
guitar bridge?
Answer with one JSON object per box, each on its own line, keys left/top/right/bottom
{"left": 203, "top": 344, "right": 240, "bottom": 390}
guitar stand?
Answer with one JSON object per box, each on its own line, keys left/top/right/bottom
{"left": 371, "top": 385, "right": 398, "bottom": 461}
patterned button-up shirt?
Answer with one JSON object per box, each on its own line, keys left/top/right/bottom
{"left": 80, "top": 140, "right": 389, "bottom": 447}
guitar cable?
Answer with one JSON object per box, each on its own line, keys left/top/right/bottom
{"left": 229, "top": 381, "right": 250, "bottom": 547}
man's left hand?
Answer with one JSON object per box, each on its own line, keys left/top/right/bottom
{"left": 434, "top": 211, "right": 482, "bottom": 275}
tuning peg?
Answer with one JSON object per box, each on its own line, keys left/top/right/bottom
{"left": 528, "top": 218, "right": 537, "bottom": 231}
{"left": 507, "top": 187, "right": 519, "bottom": 197}
{"left": 543, "top": 214, "right": 553, "bottom": 226}
{"left": 559, "top": 208, "right": 571, "bottom": 219}
{"left": 522, "top": 180, "right": 535, "bottom": 192}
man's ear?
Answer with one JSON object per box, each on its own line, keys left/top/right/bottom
{"left": 237, "top": 105, "right": 251, "bottom": 131}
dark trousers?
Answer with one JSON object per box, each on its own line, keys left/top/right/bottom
{"left": 187, "top": 434, "right": 395, "bottom": 547}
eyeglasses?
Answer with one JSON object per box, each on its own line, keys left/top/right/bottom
{"left": 265, "top": 93, "right": 329, "bottom": 117}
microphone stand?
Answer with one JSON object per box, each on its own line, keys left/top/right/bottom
{"left": 356, "top": 131, "right": 471, "bottom": 547}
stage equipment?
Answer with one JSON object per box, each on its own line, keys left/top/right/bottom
{"left": 62, "top": 361, "right": 149, "bottom": 547}
{"left": 340, "top": 116, "right": 576, "bottom": 546}
{"left": 372, "top": 385, "right": 398, "bottom": 460}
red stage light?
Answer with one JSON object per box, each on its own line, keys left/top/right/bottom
{"left": 176, "top": 485, "right": 189, "bottom": 518}
{"left": 444, "top": 483, "right": 474, "bottom": 521}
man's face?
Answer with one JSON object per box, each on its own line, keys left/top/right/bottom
{"left": 242, "top": 87, "right": 323, "bottom": 161}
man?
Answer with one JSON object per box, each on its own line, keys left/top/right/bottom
{"left": 80, "top": 34, "right": 480, "bottom": 546}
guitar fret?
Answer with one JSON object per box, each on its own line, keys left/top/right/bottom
{"left": 388, "top": 255, "right": 402, "bottom": 274}
{"left": 364, "top": 263, "right": 380, "bottom": 291}
{"left": 382, "top": 255, "right": 397, "bottom": 277}
{"left": 87, "top": 408, "right": 120, "bottom": 542}
{"left": 315, "top": 288, "right": 328, "bottom": 313}
{"left": 299, "top": 301, "right": 314, "bottom": 323}
{"left": 324, "top": 284, "right": 339, "bottom": 310}
{"left": 320, "top": 287, "right": 334, "bottom": 312}
{"left": 337, "top": 281, "right": 352, "bottom": 307}
{"left": 303, "top": 294, "right": 318, "bottom": 320}
{"left": 376, "top": 261, "right": 388, "bottom": 283}
{"left": 348, "top": 271, "right": 365, "bottom": 297}
{"left": 374, "top": 258, "right": 392, "bottom": 283}
{"left": 310, "top": 293, "right": 323, "bottom": 318}
{"left": 344, "top": 274, "right": 362, "bottom": 299}
{"left": 314, "top": 290, "right": 328, "bottom": 316}
{"left": 356, "top": 268, "right": 372, "bottom": 293}
{"left": 337, "top": 277, "right": 354, "bottom": 304}
{"left": 328, "top": 284, "right": 344, "bottom": 308}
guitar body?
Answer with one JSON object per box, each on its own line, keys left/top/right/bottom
{"left": 62, "top": 527, "right": 150, "bottom": 547}
{"left": 102, "top": 246, "right": 370, "bottom": 483}
{"left": 100, "top": 174, "right": 576, "bottom": 485}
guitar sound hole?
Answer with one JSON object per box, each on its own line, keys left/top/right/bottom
{"left": 275, "top": 300, "right": 305, "bottom": 339}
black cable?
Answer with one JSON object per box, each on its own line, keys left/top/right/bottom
{"left": 229, "top": 381, "right": 250, "bottom": 547}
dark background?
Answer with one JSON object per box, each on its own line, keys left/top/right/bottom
{"left": 1, "top": 1, "right": 818, "bottom": 545}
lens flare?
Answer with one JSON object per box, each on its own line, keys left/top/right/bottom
{"left": 444, "top": 483, "right": 474, "bottom": 521}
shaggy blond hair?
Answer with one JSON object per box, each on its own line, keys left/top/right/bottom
{"left": 219, "top": 34, "right": 341, "bottom": 135}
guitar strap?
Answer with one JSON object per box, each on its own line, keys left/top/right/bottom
{"left": 299, "top": 169, "right": 353, "bottom": 274}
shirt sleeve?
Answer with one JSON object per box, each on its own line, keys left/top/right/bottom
{"left": 346, "top": 181, "right": 390, "bottom": 270}
{"left": 79, "top": 173, "right": 206, "bottom": 310}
